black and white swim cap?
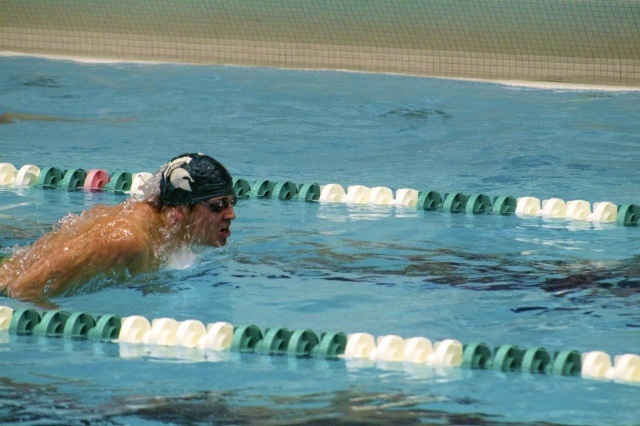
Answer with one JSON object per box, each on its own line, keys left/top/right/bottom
{"left": 160, "top": 153, "right": 234, "bottom": 206}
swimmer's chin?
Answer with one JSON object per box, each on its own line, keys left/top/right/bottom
{"left": 205, "top": 236, "right": 229, "bottom": 248}
{"left": 214, "top": 239, "right": 228, "bottom": 248}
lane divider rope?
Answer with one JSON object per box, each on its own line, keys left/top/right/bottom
{"left": 1, "top": 163, "right": 639, "bottom": 226}
{"left": 0, "top": 306, "right": 638, "bottom": 384}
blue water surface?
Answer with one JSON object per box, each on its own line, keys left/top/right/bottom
{"left": 1, "top": 55, "right": 639, "bottom": 425}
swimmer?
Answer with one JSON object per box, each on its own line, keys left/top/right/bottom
{"left": 0, "top": 111, "right": 88, "bottom": 124}
{"left": 0, "top": 111, "right": 135, "bottom": 125}
{"left": 0, "top": 153, "right": 237, "bottom": 302}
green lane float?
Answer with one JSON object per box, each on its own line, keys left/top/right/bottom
{"left": 64, "top": 312, "right": 97, "bottom": 339}
{"left": 521, "top": 347, "right": 552, "bottom": 374}
{"left": 0, "top": 306, "right": 638, "bottom": 384}
{"left": 617, "top": 204, "right": 640, "bottom": 226}
{"left": 8, "top": 308, "right": 41, "bottom": 335}
{"left": 462, "top": 342, "right": 493, "bottom": 369}
{"left": 492, "top": 345, "right": 523, "bottom": 372}
{"left": 232, "top": 324, "right": 263, "bottom": 352}
{"left": 492, "top": 195, "right": 517, "bottom": 215}
{"left": 466, "top": 194, "right": 492, "bottom": 215}
{"left": 88, "top": 314, "right": 122, "bottom": 340}
{"left": 251, "top": 179, "right": 276, "bottom": 198}
{"left": 313, "top": 331, "right": 347, "bottom": 360}
{"left": 33, "top": 310, "right": 70, "bottom": 337}
{"left": 272, "top": 181, "right": 299, "bottom": 200}
{"left": 417, "top": 190, "right": 443, "bottom": 211}
{"left": 288, "top": 328, "right": 319, "bottom": 357}
{"left": 104, "top": 171, "right": 132, "bottom": 194}
{"left": 36, "top": 166, "right": 64, "bottom": 189}
{"left": 256, "top": 327, "right": 292, "bottom": 356}
{"left": 443, "top": 192, "right": 468, "bottom": 213}
{"left": 552, "top": 349, "right": 582, "bottom": 376}
{"left": 61, "top": 168, "right": 87, "bottom": 191}
{"left": 233, "top": 178, "right": 251, "bottom": 198}
{"left": 297, "top": 183, "right": 321, "bottom": 202}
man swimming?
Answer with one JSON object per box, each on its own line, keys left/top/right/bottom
{"left": 0, "top": 153, "right": 237, "bottom": 302}
{"left": 0, "top": 111, "right": 135, "bottom": 125}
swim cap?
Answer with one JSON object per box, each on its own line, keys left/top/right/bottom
{"left": 159, "top": 153, "right": 234, "bottom": 206}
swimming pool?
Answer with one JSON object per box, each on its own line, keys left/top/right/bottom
{"left": 1, "top": 55, "right": 639, "bottom": 424}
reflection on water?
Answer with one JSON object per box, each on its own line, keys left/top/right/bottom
{"left": 1, "top": 376, "right": 536, "bottom": 426}
{"left": 111, "top": 389, "right": 485, "bottom": 425}
{"left": 381, "top": 107, "right": 452, "bottom": 121}
{"left": 238, "top": 233, "right": 640, "bottom": 299}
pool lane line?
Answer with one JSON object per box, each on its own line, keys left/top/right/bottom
{"left": 1, "top": 163, "right": 639, "bottom": 227}
{"left": 1, "top": 306, "right": 638, "bottom": 384}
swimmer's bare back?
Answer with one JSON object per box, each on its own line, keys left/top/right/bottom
{"left": 0, "top": 202, "right": 160, "bottom": 302}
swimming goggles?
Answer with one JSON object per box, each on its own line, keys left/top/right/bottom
{"left": 199, "top": 196, "right": 237, "bottom": 213}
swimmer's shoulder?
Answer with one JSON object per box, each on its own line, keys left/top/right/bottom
{"left": 101, "top": 199, "right": 159, "bottom": 219}
{"left": 125, "top": 200, "right": 162, "bottom": 223}
{"left": 111, "top": 201, "right": 164, "bottom": 242}
{"left": 85, "top": 203, "right": 159, "bottom": 268}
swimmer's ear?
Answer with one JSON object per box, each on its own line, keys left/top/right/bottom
{"left": 165, "top": 205, "right": 190, "bottom": 224}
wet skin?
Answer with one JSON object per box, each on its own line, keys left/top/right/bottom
{"left": 0, "top": 195, "right": 237, "bottom": 302}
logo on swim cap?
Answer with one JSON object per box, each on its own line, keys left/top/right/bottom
{"left": 160, "top": 153, "right": 234, "bottom": 206}
{"left": 163, "top": 156, "right": 195, "bottom": 193}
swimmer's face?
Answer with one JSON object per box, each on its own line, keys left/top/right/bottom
{"left": 190, "top": 195, "right": 237, "bottom": 247}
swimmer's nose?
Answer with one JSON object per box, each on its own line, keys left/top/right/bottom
{"left": 225, "top": 205, "right": 236, "bottom": 220}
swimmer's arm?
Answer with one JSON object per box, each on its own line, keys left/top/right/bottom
{"left": 7, "top": 226, "right": 152, "bottom": 300}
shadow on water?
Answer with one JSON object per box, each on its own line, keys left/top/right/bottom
{"left": 380, "top": 107, "right": 452, "bottom": 121}
{"left": 0, "top": 377, "right": 565, "bottom": 425}
{"left": 238, "top": 235, "right": 640, "bottom": 299}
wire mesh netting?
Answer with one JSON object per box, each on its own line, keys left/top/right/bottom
{"left": 1, "top": 0, "right": 639, "bottom": 86}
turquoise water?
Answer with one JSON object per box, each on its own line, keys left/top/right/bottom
{"left": 1, "top": 55, "right": 639, "bottom": 424}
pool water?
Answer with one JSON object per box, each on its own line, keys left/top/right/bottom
{"left": 1, "top": 55, "right": 639, "bottom": 424}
